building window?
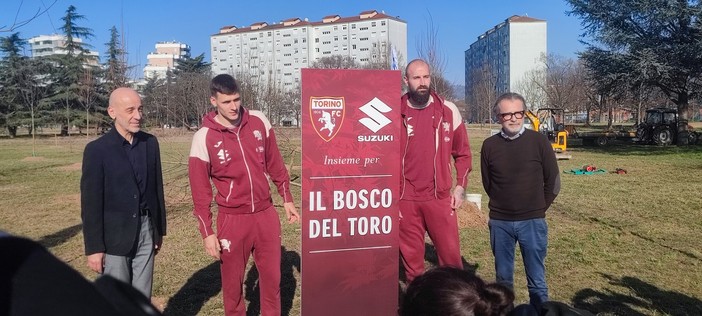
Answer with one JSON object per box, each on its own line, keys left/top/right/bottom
{"left": 360, "top": 27, "right": 368, "bottom": 31}
{"left": 351, "top": 24, "right": 356, "bottom": 29}
{"left": 315, "top": 38, "right": 319, "bottom": 43}
{"left": 372, "top": 22, "right": 376, "bottom": 27}
{"left": 352, "top": 44, "right": 357, "bottom": 49}
{"left": 381, "top": 21, "right": 386, "bottom": 26}
{"left": 360, "top": 37, "right": 368, "bottom": 41}
{"left": 323, "top": 31, "right": 331, "bottom": 35}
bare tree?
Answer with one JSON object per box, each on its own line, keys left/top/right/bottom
{"left": 17, "top": 58, "right": 51, "bottom": 156}
{"left": 466, "top": 62, "right": 498, "bottom": 125}
{"left": 311, "top": 55, "right": 360, "bottom": 69}
{"left": 0, "top": 0, "right": 58, "bottom": 33}
{"left": 415, "top": 12, "right": 453, "bottom": 98}
{"left": 78, "top": 66, "right": 99, "bottom": 138}
{"left": 514, "top": 55, "right": 548, "bottom": 110}
{"left": 283, "top": 86, "right": 301, "bottom": 127}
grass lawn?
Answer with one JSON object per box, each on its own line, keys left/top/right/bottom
{"left": 1, "top": 127, "right": 700, "bottom": 315}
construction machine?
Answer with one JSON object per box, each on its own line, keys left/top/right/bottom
{"left": 524, "top": 108, "right": 571, "bottom": 160}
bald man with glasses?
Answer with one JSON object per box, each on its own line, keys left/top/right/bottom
{"left": 480, "top": 92, "right": 560, "bottom": 310}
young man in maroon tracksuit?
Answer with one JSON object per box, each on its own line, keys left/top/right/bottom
{"left": 399, "top": 59, "right": 473, "bottom": 282}
{"left": 188, "top": 74, "right": 299, "bottom": 315}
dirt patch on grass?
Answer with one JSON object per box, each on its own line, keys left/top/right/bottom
{"left": 56, "top": 162, "right": 82, "bottom": 171}
{"left": 457, "top": 202, "right": 487, "bottom": 228}
{"left": 22, "top": 156, "right": 46, "bottom": 162}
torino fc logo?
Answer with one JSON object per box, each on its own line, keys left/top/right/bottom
{"left": 310, "top": 96, "right": 345, "bottom": 142}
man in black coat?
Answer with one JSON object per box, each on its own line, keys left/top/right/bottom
{"left": 81, "top": 87, "right": 167, "bottom": 298}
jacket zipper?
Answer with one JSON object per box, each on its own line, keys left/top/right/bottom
{"left": 235, "top": 129, "right": 256, "bottom": 213}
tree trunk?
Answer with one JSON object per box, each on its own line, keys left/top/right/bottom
{"left": 31, "top": 106, "right": 36, "bottom": 157}
{"left": 8, "top": 126, "right": 17, "bottom": 138}
{"left": 676, "top": 92, "right": 690, "bottom": 145}
{"left": 86, "top": 108, "right": 90, "bottom": 139}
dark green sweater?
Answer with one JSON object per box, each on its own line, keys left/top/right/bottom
{"left": 480, "top": 129, "right": 560, "bottom": 220}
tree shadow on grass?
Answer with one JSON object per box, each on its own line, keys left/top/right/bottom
{"left": 37, "top": 223, "right": 82, "bottom": 248}
{"left": 243, "top": 246, "right": 300, "bottom": 316}
{"left": 163, "top": 262, "right": 221, "bottom": 316}
{"left": 587, "top": 217, "right": 700, "bottom": 261}
{"left": 572, "top": 273, "right": 702, "bottom": 315}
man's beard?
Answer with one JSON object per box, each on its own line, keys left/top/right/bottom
{"left": 408, "top": 86, "right": 431, "bottom": 106}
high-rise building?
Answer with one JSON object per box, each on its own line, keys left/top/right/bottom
{"left": 143, "top": 41, "right": 191, "bottom": 80}
{"left": 210, "top": 10, "right": 407, "bottom": 89}
{"left": 464, "top": 15, "right": 547, "bottom": 117}
{"left": 28, "top": 34, "right": 100, "bottom": 66}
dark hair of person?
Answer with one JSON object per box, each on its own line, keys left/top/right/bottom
{"left": 401, "top": 267, "right": 514, "bottom": 316}
{"left": 493, "top": 92, "right": 527, "bottom": 117}
{"left": 210, "top": 74, "right": 240, "bottom": 97}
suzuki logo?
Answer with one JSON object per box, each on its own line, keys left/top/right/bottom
{"left": 358, "top": 97, "right": 392, "bottom": 133}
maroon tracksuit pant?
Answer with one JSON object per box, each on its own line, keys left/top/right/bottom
{"left": 399, "top": 197, "right": 462, "bottom": 282}
{"left": 216, "top": 206, "right": 282, "bottom": 316}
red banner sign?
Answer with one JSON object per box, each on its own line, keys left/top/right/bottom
{"left": 301, "top": 68, "right": 401, "bottom": 316}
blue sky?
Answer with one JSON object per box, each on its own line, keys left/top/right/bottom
{"left": 2, "top": 0, "right": 586, "bottom": 84}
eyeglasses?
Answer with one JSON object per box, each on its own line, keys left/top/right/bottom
{"left": 498, "top": 111, "right": 525, "bottom": 120}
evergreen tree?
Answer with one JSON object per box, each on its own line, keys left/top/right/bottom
{"left": 103, "top": 26, "right": 129, "bottom": 91}
{"left": 173, "top": 53, "right": 211, "bottom": 76}
{"left": 49, "top": 5, "right": 99, "bottom": 136}
{"left": 0, "top": 32, "right": 28, "bottom": 137}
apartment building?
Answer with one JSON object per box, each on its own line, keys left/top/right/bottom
{"left": 28, "top": 34, "right": 100, "bottom": 66}
{"left": 210, "top": 10, "right": 407, "bottom": 89}
{"left": 464, "top": 15, "right": 547, "bottom": 117}
{"left": 143, "top": 41, "right": 191, "bottom": 80}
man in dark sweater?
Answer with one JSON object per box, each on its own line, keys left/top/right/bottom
{"left": 480, "top": 92, "right": 560, "bottom": 309}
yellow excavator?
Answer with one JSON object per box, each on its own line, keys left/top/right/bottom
{"left": 524, "top": 108, "right": 571, "bottom": 160}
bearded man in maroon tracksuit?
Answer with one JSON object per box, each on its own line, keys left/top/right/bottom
{"left": 399, "top": 59, "right": 473, "bottom": 282}
{"left": 188, "top": 74, "right": 299, "bottom": 315}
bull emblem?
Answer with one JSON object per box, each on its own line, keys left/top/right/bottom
{"left": 318, "top": 111, "right": 336, "bottom": 137}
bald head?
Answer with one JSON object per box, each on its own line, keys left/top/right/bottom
{"left": 404, "top": 59, "right": 432, "bottom": 106}
{"left": 109, "top": 87, "right": 140, "bottom": 109}
{"left": 405, "top": 59, "right": 430, "bottom": 76}
{"left": 108, "top": 87, "right": 143, "bottom": 140}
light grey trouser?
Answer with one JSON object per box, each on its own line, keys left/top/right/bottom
{"left": 104, "top": 215, "right": 155, "bottom": 298}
